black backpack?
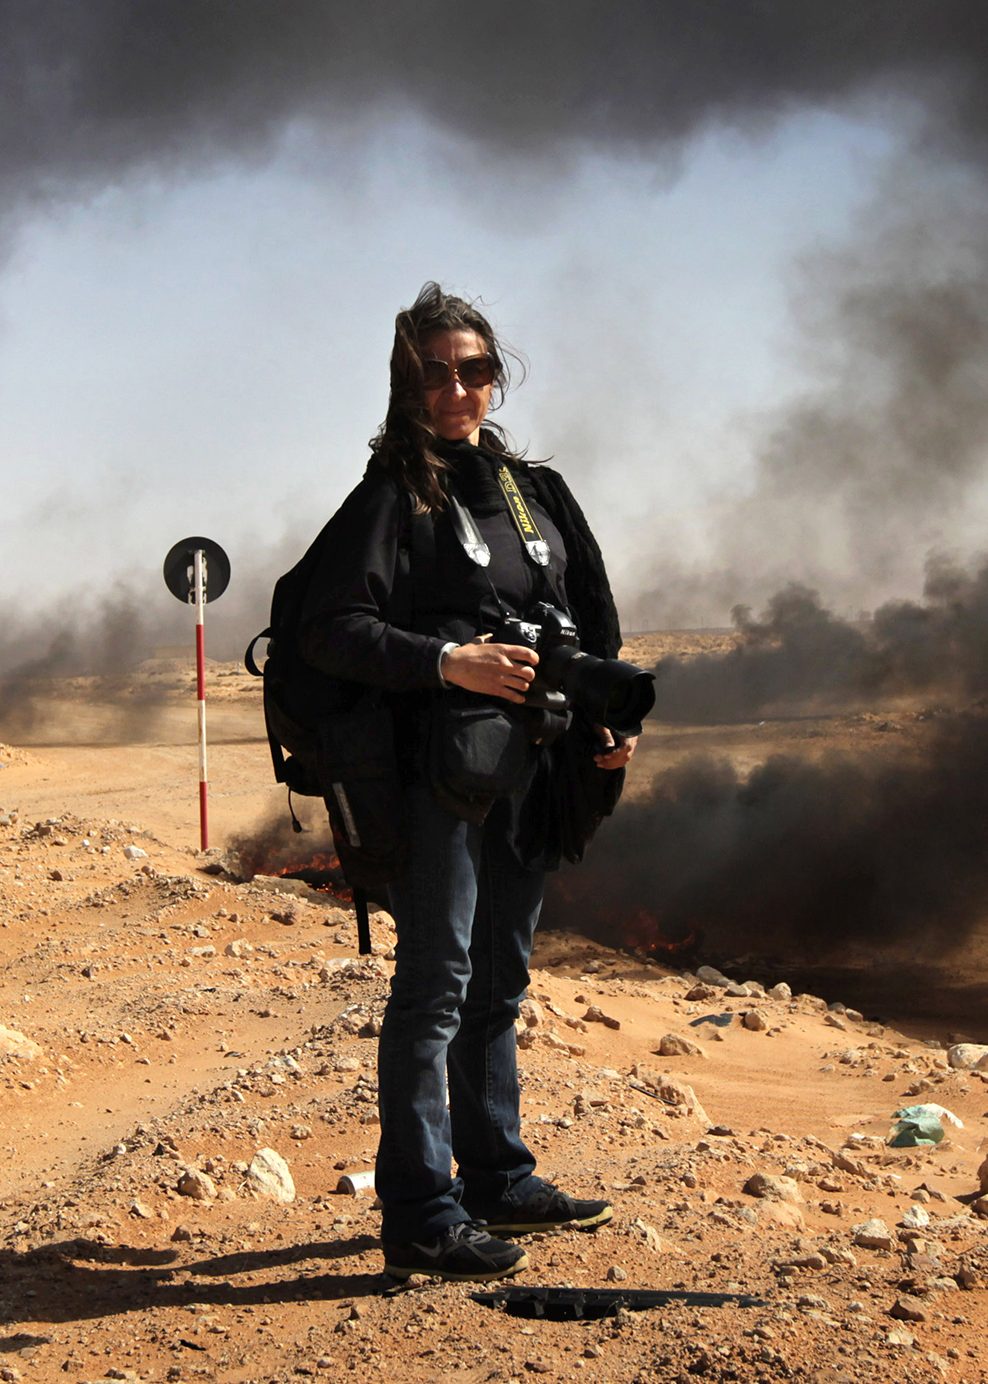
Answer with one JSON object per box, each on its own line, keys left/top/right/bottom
{"left": 245, "top": 524, "right": 360, "bottom": 806}
{"left": 244, "top": 505, "right": 422, "bottom": 954}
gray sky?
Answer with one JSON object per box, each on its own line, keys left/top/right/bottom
{"left": 3, "top": 1, "right": 988, "bottom": 658}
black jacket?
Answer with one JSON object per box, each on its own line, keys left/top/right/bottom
{"left": 298, "top": 448, "right": 622, "bottom": 686}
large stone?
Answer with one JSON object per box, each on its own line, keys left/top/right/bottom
{"left": 0, "top": 1025, "right": 42, "bottom": 1060}
{"left": 695, "top": 965, "right": 730, "bottom": 988}
{"left": 177, "top": 1168, "right": 217, "bottom": 1201}
{"left": 519, "top": 998, "right": 544, "bottom": 1028}
{"left": 584, "top": 1005, "right": 621, "bottom": 1030}
{"left": 852, "top": 1218, "right": 896, "bottom": 1251}
{"left": 657, "top": 1033, "right": 707, "bottom": 1058}
{"left": 247, "top": 1147, "right": 295, "bottom": 1203}
{"left": 900, "top": 1205, "right": 930, "bottom": 1230}
{"left": 947, "top": 1043, "right": 988, "bottom": 1071}
{"left": 758, "top": 1201, "right": 806, "bottom": 1229}
{"left": 632, "top": 1069, "right": 711, "bottom": 1127}
{"left": 744, "top": 1172, "right": 803, "bottom": 1204}
{"left": 890, "top": 1295, "right": 927, "bottom": 1322}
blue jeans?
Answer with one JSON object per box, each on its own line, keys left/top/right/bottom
{"left": 376, "top": 782, "right": 545, "bottom": 1242}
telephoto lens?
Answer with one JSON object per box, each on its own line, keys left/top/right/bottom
{"left": 493, "top": 603, "right": 655, "bottom": 735}
{"left": 548, "top": 646, "right": 655, "bottom": 734}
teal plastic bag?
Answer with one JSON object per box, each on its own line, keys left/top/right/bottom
{"left": 887, "top": 1105, "right": 945, "bottom": 1147}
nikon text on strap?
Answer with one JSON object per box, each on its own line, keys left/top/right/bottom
{"left": 496, "top": 465, "right": 551, "bottom": 568}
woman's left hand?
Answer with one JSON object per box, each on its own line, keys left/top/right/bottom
{"left": 593, "top": 728, "right": 638, "bottom": 770}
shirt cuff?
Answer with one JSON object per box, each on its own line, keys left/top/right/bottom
{"left": 437, "top": 641, "right": 458, "bottom": 687}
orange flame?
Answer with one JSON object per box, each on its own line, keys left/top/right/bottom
{"left": 276, "top": 852, "right": 353, "bottom": 904}
{"left": 624, "top": 907, "right": 698, "bottom": 958}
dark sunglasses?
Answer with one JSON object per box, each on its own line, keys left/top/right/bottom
{"left": 421, "top": 355, "right": 496, "bottom": 390}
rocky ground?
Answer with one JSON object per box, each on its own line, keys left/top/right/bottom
{"left": 0, "top": 646, "right": 987, "bottom": 1383}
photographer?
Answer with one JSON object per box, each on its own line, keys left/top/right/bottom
{"left": 299, "top": 283, "right": 639, "bottom": 1282}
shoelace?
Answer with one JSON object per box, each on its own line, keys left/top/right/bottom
{"left": 527, "top": 1184, "right": 576, "bottom": 1215}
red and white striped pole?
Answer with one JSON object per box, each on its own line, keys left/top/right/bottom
{"left": 192, "top": 548, "right": 209, "bottom": 850}
{"left": 163, "top": 535, "right": 229, "bottom": 853}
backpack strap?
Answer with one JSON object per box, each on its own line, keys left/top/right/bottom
{"left": 354, "top": 886, "right": 371, "bottom": 956}
{"left": 244, "top": 624, "right": 301, "bottom": 796}
{"left": 244, "top": 628, "right": 270, "bottom": 677}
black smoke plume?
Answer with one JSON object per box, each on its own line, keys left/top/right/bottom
{"left": 225, "top": 803, "right": 334, "bottom": 884}
{"left": 5, "top": 3, "right": 988, "bottom": 630}
{"left": 0, "top": 522, "right": 311, "bottom": 744}
{"left": 622, "top": 169, "right": 988, "bottom": 630}
{"left": 651, "top": 554, "right": 988, "bottom": 723}
{"left": 3, "top": 1, "right": 988, "bottom": 215}
{"left": 0, "top": 592, "right": 174, "bottom": 742}
{"left": 543, "top": 710, "right": 988, "bottom": 967}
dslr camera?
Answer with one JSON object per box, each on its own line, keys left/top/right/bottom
{"left": 491, "top": 601, "right": 655, "bottom": 738}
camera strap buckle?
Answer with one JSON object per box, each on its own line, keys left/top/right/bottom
{"left": 447, "top": 493, "right": 491, "bottom": 568}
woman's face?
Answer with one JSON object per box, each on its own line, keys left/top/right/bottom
{"left": 420, "top": 328, "right": 494, "bottom": 445}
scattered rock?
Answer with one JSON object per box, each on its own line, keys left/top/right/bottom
{"left": 890, "top": 1295, "right": 927, "bottom": 1322}
{"left": 123, "top": 844, "right": 148, "bottom": 860}
{"left": 0, "top": 1025, "right": 42, "bottom": 1059}
{"left": 627, "top": 1217, "right": 664, "bottom": 1251}
{"left": 247, "top": 1147, "right": 296, "bottom": 1203}
{"left": 657, "top": 1033, "right": 706, "bottom": 1058}
{"left": 583, "top": 1004, "right": 620, "bottom": 1030}
{"left": 900, "top": 1205, "right": 930, "bottom": 1230}
{"left": 630, "top": 1068, "right": 711, "bottom": 1126}
{"left": 852, "top": 1218, "right": 896, "bottom": 1251}
{"left": 545, "top": 1029, "right": 586, "bottom": 1057}
{"left": 519, "top": 998, "right": 544, "bottom": 1027}
{"left": 744, "top": 1173, "right": 803, "bottom": 1203}
{"left": 742, "top": 1010, "right": 768, "bottom": 1032}
{"left": 757, "top": 1201, "right": 806, "bottom": 1229}
{"left": 947, "top": 1043, "right": 988, "bottom": 1071}
{"left": 684, "top": 983, "right": 721, "bottom": 1001}
{"left": 177, "top": 1168, "right": 217, "bottom": 1201}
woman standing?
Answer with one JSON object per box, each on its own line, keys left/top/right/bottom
{"left": 300, "top": 283, "right": 637, "bottom": 1282}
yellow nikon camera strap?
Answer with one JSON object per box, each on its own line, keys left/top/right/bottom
{"left": 496, "top": 465, "right": 551, "bottom": 568}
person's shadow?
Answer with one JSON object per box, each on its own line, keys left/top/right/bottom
{"left": 0, "top": 1233, "right": 392, "bottom": 1341}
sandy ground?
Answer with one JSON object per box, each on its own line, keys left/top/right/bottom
{"left": 0, "top": 640, "right": 986, "bottom": 1383}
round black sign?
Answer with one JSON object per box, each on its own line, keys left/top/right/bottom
{"left": 163, "top": 537, "right": 231, "bottom": 604}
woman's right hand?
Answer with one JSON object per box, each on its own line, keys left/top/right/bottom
{"left": 441, "top": 636, "right": 539, "bottom": 705}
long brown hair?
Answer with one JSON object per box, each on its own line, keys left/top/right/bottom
{"left": 371, "top": 282, "right": 526, "bottom": 512}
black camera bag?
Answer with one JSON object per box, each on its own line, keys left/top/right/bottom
{"left": 427, "top": 692, "right": 533, "bottom": 824}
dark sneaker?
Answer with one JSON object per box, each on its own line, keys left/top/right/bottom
{"left": 470, "top": 1183, "right": 613, "bottom": 1234}
{"left": 382, "top": 1221, "right": 529, "bottom": 1282}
